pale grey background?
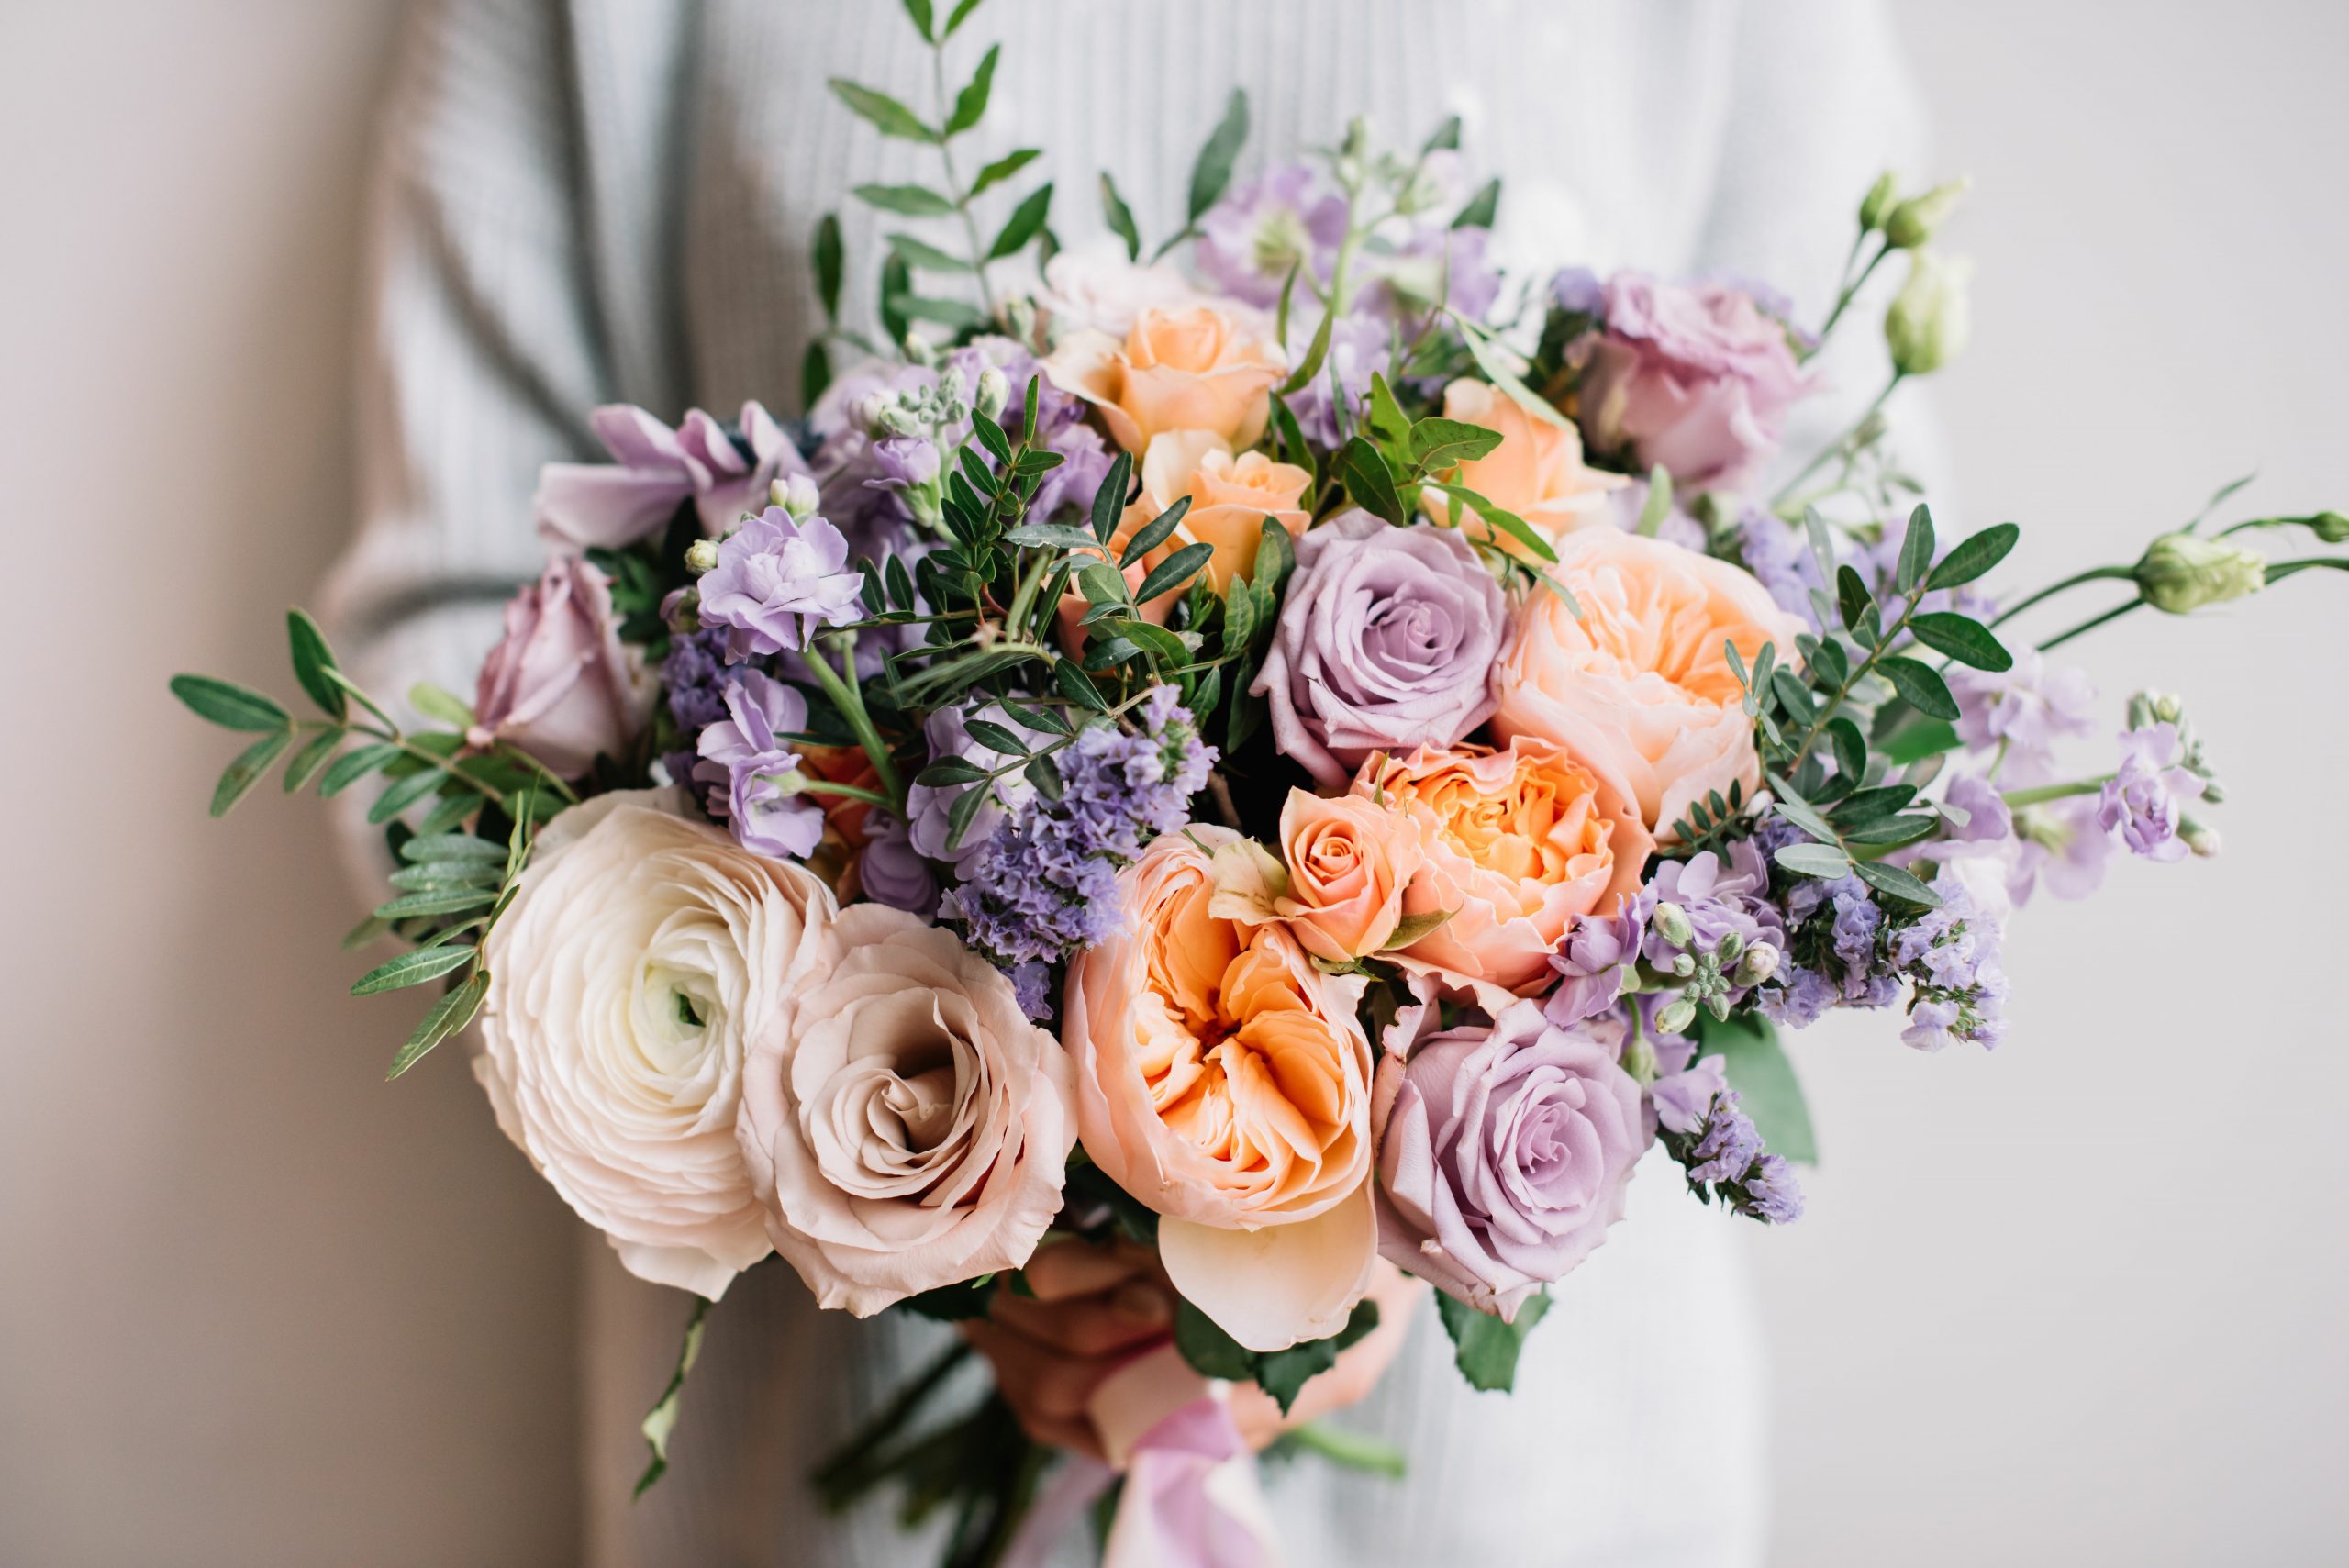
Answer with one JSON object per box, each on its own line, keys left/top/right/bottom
{"left": 3, "top": 2, "right": 2343, "bottom": 1563}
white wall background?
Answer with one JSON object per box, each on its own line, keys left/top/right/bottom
{"left": 2, "top": 2, "right": 2342, "bottom": 1564}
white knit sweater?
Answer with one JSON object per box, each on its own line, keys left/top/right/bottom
{"left": 328, "top": 3, "right": 1926, "bottom": 1562}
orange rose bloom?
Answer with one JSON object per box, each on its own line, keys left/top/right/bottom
{"left": 1064, "top": 828, "right": 1378, "bottom": 1351}
{"left": 1417, "top": 378, "right": 1625, "bottom": 559}
{"left": 1042, "top": 305, "right": 1286, "bottom": 453}
{"left": 1491, "top": 527, "right": 1802, "bottom": 835}
{"left": 1264, "top": 788, "right": 1431, "bottom": 962}
{"left": 1355, "top": 738, "right": 1653, "bottom": 1005}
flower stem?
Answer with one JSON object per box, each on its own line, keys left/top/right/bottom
{"left": 1809, "top": 238, "right": 1891, "bottom": 353}
{"left": 2002, "top": 774, "right": 2111, "bottom": 808}
{"left": 2038, "top": 597, "right": 2144, "bottom": 651}
{"left": 802, "top": 635, "right": 905, "bottom": 809}
{"left": 790, "top": 779, "right": 900, "bottom": 811}
{"left": 1988, "top": 564, "right": 2137, "bottom": 628}
{"left": 1772, "top": 373, "right": 1903, "bottom": 507}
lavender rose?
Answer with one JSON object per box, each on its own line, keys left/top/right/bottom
{"left": 1578, "top": 272, "right": 1809, "bottom": 491}
{"left": 1253, "top": 510, "right": 1507, "bottom": 787}
{"left": 1371, "top": 998, "right": 1648, "bottom": 1319}
{"left": 469, "top": 556, "right": 651, "bottom": 778}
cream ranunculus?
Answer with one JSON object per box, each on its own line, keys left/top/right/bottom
{"left": 738, "top": 904, "right": 1075, "bottom": 1315}
{"left": 475, "top": 788, "right": 836, "bottom": 1299}
{"left": 1042, "top": 305, "right": 1286, "bottom": 454}
{"left": 1063, "top": 829, "right": 1378, "bottom": 1351}
{"left": 1492, "top": 527, "right": 1803, "bottom": 835}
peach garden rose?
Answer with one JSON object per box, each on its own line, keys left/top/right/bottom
{"left": 1063, "top": 828, "right": 1378, "bottom": 1351}
{"left": 1417, "top": 377, "right": 1625, "bottom": 559}
{"left": 1356, "top": 738, "right": 1653, "bottom": 1006}
{"left": 1491, "top": 526, "right": 1803, "bottom": 835}
{"left": 1042, "top": 303, "right": 1286, "bottom": 454}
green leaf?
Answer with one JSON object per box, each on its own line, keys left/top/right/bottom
{"left": 829, "top": 78, "right": 933, "bottom": 141}
{"left": 963, "top": 718, "right": 1030, "bottom": 756}
{"left": 1842, "top": 814, "right": 1941, "bottom": 849}
{"left": 281, "top": 729, "right": 342, "bottom": 793}
{"left": 852, "top": 181, "right": 955, "bottom": 216}
{"left": 1133, "top": 540, "right": 1216, "bottom": 605}
{"left": 944, "top": 773, "right": 993, "bottom": 851}
{"left": 877, "top": 251, "right": 910, "bottom": 343}
{"left": 1053, "top": 660, "right": 1108, "bottom": 711}
{"left": 915, "top": 759, "right": 991, "bottom": 788}
{"left": 1253, "top": 1301, "right": 1380, "bottom": 1415}
{"left": 171, "top": 673, "right": 288, "bottom": 733}
{"left": 1455, "top": 319, "right": 1570, "bottom": 429}
{"left": 1172, "top": 1298, "right": 1257, "bottom": 1382}
{"left": 886, "top": 231, "right": 974, "bottom": 273}
{"left": 1773, "top": 841, "right": 1854, "bottom": 878}
{"left": 210, "top": 729, "right": 293, "bottom": 817}
{"left": 407, "top": 682, "right": 475, "bottom": 729}
{"left": 1120, "top": 495, "right": 1192, "bottom": 567}
{"left": 385, "top": 969, "right": 489, "bottom": 1080}
{"left": 1252, "top": 514, "right": 1297, "bottom": 593}
{"left": 970, "top": 147, "right": 1041, "bottom": 197}
{"left": 1185, "top": 90, "right": 1250, "bottom": 222}
{"left": 1895, "top": 503, "right": 1936, "bottom": 595}
{"left": 901, "top": 0, "right": 934, "bottom": 40}
{"left": 1907, "top": 612, "right": 2013, "bottom": 671}
{"left": 1435, "top": 1289, "right": 1550, "bottom": 1394}
{"left": 1406, "top": 417, "right": 1504, "bottom": 473}
{"left": 365, "top": 767, "right": 448, "bottom": 825}
{"left": 1451, "top": 176, "right": 1500, "bottom": 230}
{"left": 1633, "top": 463, "right": 1674, "bottom": 538}
{"left": 801, "top": 339, "right": 832, "bottom": 406}
{"left": 1694, "top": 1012, "right": 1818, "bottom": 1164}
{"left": 1276, "top": 304, "right": 1337, "bottom": 397}
{"left": 941, "top": 0, "right": 985, "bottom": 36}
{"left": 945, "top": 43, "right": 998, "bottom": 137}
{"left": 632, "top": 1295, "right": 711, "bottom": 1497}
{"left": 1852, "top": 857, "right": 1943, "bottom": 907}
{"left": 1384, "top": 907, "right": 1455, "bottom": 948}
{"left": 1099, "top": 171, "right": 1142, "bottom": 261}
{"left": 1882, "top": 717, "right": 1961, "bottom": 767}
{"left": 1927, "top": 521, "right": 2021, "bottom": 591}
{"left": 1003, "top": 521, "right": 1101, "bottom": 551}
{"left": 340, "top": 914, "right": 391, "bottom": 952}
{"left": 1339, "top": 436, "right": 1405, "bottom": 526}
{"left": 890, "top": 294, "right": 991, "bottom": 330}
{"left": 813, "top": 212, "right": 843, "bottom": 320}
{"left": 386, "top": 861, "right": 500, "bottom": 892}
{"left": 1836, "top": 564, "right": 1874, "bottom": 632}
{"left": 1878, "top": 654, "right": 1961, "bottom": 720}
{"left": 988, "top": 182, "right": 1053, "bottom": 258}
{"left": 1091, "top": 450, "right": 1133, "bottom": 544}
{"left": 285, "top": 609, "right": 345, "bottom": 718}
{"left": 400, "top": 831, "right": 506, "bottom": 865}
{"left": 373, "top": 886, "right": 497, "bottom": 920}
{"left": 351, "top": 943, "right": 477, "bottom": 996}
{"left": 1769, "top": 788, "right": 1841, "bottom": 845}
{"left": 1422, "top": 114, "right": 1463, "bottom": 154}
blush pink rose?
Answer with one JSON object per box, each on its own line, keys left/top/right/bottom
{"left": 1577, "top": 272, "right": 1811, "bottom": 492}
{"left": 469, "top": 556, "right": 652, "bottom": 778}
{"left": 1492, "top": 527, "right": 1802, "bottom": 836}
{"left": 1042, "top": 305, "right": 1286, "bottom": 454}
{"left": 1354, "top": 740, "right": 1653, "bottom": 1008}
{"left": 739, "top": 904, "right": 1074, "bottom": 1315}
{"left": 1063, "top": 829, "right": 1377, "bottom": 1351}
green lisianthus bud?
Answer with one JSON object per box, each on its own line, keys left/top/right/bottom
{"left": 974, "top": 365, "right": 1009, "bottom": 422}
{"left": 1653, "top": 901, "right": 1695, "bottom": 949}
{"left": 2133, "top": 532, "right": 2266, "bottom": 614}
{"left": 1858, "top": 171, "right": 1899, "bottom": 232}
{"left": 1655, "top": 997, "right": 1698, "bottom": 1036}
{"left": 2309, "top": 510, "right": 2349, "bottom": 544}
{"left": 1884, "top": 176, "right": 1970, "bottom": 250}
{"left": 2179, "top": 816, "right": 2223, "bottom": 858}
{"left": 1885, "top": 250, "right": 1974, "bottom": 376}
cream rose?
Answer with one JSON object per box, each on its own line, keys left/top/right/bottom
{"left": 738, "top": 904, "right": 1075, "bottom": 1315}
{"left": 1492, "top": 528, "right": 1802, "bottom": 834}
{"left": 1417, "top": 378, "right": 1625, "bottom": 558}
{"left": 1064, "top": 829, "right": 1377, "bottom": 1351}
{"left": 474, "top": 788, "right": 835, "bottom": 1299}
{"left": 1042, "top": 305, "right": 1286, "bottom": 453}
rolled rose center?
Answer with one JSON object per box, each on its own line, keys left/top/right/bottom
{"left": 806, "top": 991, "right": 987, "bottom": 1202}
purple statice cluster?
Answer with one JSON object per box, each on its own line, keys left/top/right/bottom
{"left": 938, "top": 687, "right": 1216, "bottom": 1019}
{"left": 1550, "top": 843, "right": 1787, "bottom": 1033}
{"left": 1888, "top": 878, "right": 2009, "bottom": 1051}
{"left": 661, "top": 627, "right": 743, "bottom": 731}
{"left": 1737, "top": 506, "right": 1825, "bottom": 629}
{"left": 1663, "top": 1085, "right": 1805, "bottom": 1225}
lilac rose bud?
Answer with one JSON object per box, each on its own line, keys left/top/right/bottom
{"left": 1577, "top": 272, "right": 1811, "bottom": 492}
{"left": 692, "top": 669, "right": 825, "bottom": 861}
{"left": 1372, "top": 998, "right": 1650, "bottom": 1321}
{"left": 696, "top": 506, "right": 866, "bottom": 660}
{"left": 1253, "top": 510, "right": 1507, "bottom": 787}
{"left": 469, "top": 557, "right": 651, "bottom": 778}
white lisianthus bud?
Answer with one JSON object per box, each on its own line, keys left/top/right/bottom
{"left": 1653, "top": 900, "right": 1695, "bottom": 950}
{"left": 1858, "top": 171, "right": 1899, "bottom": 232}
{"left": 1884, "top": 176, "right": 1970, "bottom": 250}
{"left": 683, "top": 538, "right": 721, "bottom": 574}
{"left": 772, "top": 472, "right": 821, "bottom": 519}
{"left": 974, "top": 365, "right": 1010, "bottom": 421}
{"left": 1735, "top": 942, "right": 1781, "bottom": 989}
{"left": 2180, "top": 816, "right": 2222, "bottom": 858}
{"left": 1886, "top": 250, "right": 1974, "bottom": 376}
{"left": 2133, "top": 532, "right": 2266, "bottom": 614}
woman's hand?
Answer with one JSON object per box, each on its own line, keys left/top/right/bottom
{"left": 963, "top": 1239, "right": 1176, "bottom": 1460}
{"left": 963, "top": 1240, "right": 1425, "bottom": 1461}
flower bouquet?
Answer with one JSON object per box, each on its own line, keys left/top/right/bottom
{"left": 172, "top": 3, "right": 2347, "bottom": 1562}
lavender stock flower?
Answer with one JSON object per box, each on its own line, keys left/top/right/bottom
{"left": 661, "top": 627, "right": 743, "bottom": 732}
{"left": 1196, "top": 163, "right": 1348, "bottom": 307}
{"left": 1665, "top": 1084, "right": 1805, "bottom": 1225}
{"left": 1953, "top": 651, "right": 2097, "bottom": 785}
{"left": 2098, "top": 722, "right": 2205, "bottom": 862}
{"left": 696, "top": 506, "right": 865, "bottom": 660}
{"left": 692, "top": 669, "right": 825, "bottom": 860}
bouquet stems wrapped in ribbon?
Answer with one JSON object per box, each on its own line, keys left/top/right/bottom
{"left": 172, "top": 3, "right": 2348, "bottom": 1562}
